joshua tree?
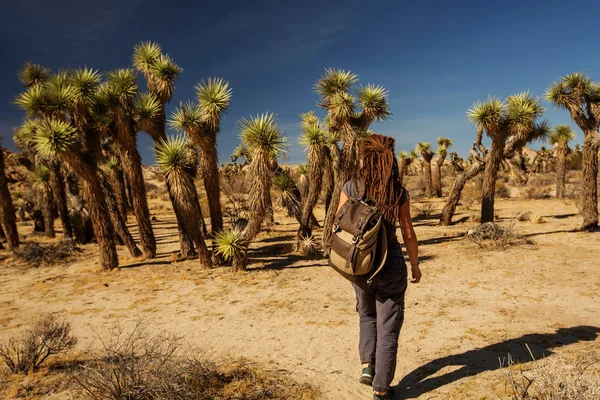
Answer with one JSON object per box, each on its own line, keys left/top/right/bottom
{"left": 297, "top": 111, "right": 327, "bottom": 241}
{"left": 215, "top": 113, "right": 285, "bottom": 271}
{"left": 549, "top": 125, "right": 575, "bottom": 199}
{"left": 155, "top": 136, "right": 212, "bottom": 268}
{"left": 398, "top": 150, "right": 417, "bottom": 186}
{"left": 546, "top": 73, "right": 600, "bottom": 230}
{"left": 439, "top": 93, "right": 548, "bottom": 225}
{"left": 416, "top": 142, "right": 434, "bottom": 197}
{"left": 433, "top": 137, "right": 453, "bottom": 197}
{"left": 317, "top": 69, "right": 391, "bottom": 245}
{"left": 0, "top": 141, "right": 19, "bottom": 249}
{"left": 133, "top": 42, "right": 197, "bottom": 257}
{"left": 469, "top": 93, "right": 545, "bottom": 223}
{"left": 103, "top": 68, "right": 156, "bottom": 258}
{"left": 31, "top": 164, "right": 55, "bottom": 237}
{"left": 273, "top": 168, "right": 301, "bottom": 218}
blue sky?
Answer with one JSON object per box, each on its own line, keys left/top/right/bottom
{"left": 1, "top": 0, "right": 599, "bottom": 165}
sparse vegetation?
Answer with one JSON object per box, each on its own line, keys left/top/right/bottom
{"left": 14, "top": 240, "right": 82, "bottom": 267}
{"left": 466, "top": 221, "right": 532, "bottom": 249}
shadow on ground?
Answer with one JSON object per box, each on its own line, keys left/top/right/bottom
{"left": 393, "top": 325, "right": 600, "bottom": 399}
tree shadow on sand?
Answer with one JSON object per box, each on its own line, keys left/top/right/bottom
{"left": 393, "top": 325, "right": 600, "bottom": 399}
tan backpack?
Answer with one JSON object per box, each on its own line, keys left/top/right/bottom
{"left": 325, "top": 180, "right": 388, "bottom": 283}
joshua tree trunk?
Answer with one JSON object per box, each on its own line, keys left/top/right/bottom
{"left": 100, "top": 171, "right": 142, "bottom": 258}
{"left": 322, "top": 152, "right": 334, "bottom": 213}
{"left": 297, "top": 154, "right": 324, "bottom": 241}
{"left": 554, "top": 143, "right": 567, "bottom": 199}
{"left": 49, "top": 164, "right": 72, "bottom": 238}
{"left": 265, "top": 191, "right": 275, "bottom": 226}
{"left": 66, "top": 156, "right": 118, "bottom": 270}
{"left": 198, "top": 138, "right": 223, "bottom": 236}
{"left": 433, "top": 156, "right": 444, "bottom": 197}
{"left": 480, "top": 139, "right": 506, "bottom": 223}
{"left": 399, "top": 162, "right": 407, "bottom": 187}
{"left": 439, "top": 162, "right": 486, "bottom": 225}
{"left": 580, "top": 134, "right": 599, "bottom": 230}
{"left": 424, "top": 160, "right": 433, "bottom": 198}
{"left": 0, "top": 147, "right": 19, "bottom": 249}
{"left": 108, "top": 165, "right": 128, "bottom": 222}
{"left": 124, "top": 174, "right": 134, "bottom": 212}
{"left": 114, "top": 122, "right": 156, "bottom": 258}
{"left": 39, "top": 185, "right": 55, "bottom": 238}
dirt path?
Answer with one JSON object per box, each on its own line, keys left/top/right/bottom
{"left": 1, "top": 198, "right": 599, "bottom": 399}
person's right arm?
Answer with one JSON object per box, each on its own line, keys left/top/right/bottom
{"left": 399, "top": 199, "right": 421, "bottom": 283}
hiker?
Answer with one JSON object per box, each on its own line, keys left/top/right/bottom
{"left": 337, "top": 134, "right": 421, "bottom": 399}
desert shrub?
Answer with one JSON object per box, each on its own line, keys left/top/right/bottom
{"left": 516, "top": 211, "right": 532, "bottom": 222}
{"left": 466, "top": 221, "right": 532, "bottom": 249}
{"left": 495, "top": 181, "right": 511, "bottom": 198}
{"left": 412, "top": 202, "right": 437, "bottom": 218}
{"left": 531, "top": 214, "right": 545, "bottom": 224}
{"left": 460, "top": 182, "right": 481, "bottom": 210}
{"left": 14, "top": 240, "right": 82, "bottom": 267}
{"left": 0, "top": 315, "right": 77, "bottom": 374}
{"left": 521, "top": 186, "right": 550, "bottom": 199}
{"left": 297, "top": 235, "right": 320, "bottom": 256}
{"left": 502, "top": 351, "right": 600, "bottom": 400}
{"left": 72, "top": 323, "right": 317, "bottom": 400}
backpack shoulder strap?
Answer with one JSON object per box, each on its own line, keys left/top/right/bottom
{"left": 351, "top": 178, "right": 366, "bottom": 200}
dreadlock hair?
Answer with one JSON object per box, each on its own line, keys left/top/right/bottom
{"left": 359, "top": 134, "right": 404, "bottom": 225}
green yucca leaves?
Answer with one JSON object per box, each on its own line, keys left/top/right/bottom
{"left": 133, "top": 41, "right": 162, "bottom": 74}
{"left": 530, "top": 120, "right": 551, "bottom": 143}
{"left": 357, "top": 84, "right": 391, "bottom": 121}
{"left": 169, "top": 101, "right": 203, "bottom": 133}
{"left": 32, "top": 164, "right": 51, "bottom": 183}
{"left": 467, "top": 97, "right": 505, "bottom": 132}
{"left": 296, "top": 164, "right": 309, "bottom": 177}
{"left": 545, "top": 72, "right": 600, "bottom": 110}
{"left": 152, "top": 54, "right": 182, "bottom": 100}
{"left": 34, "top": 119, "right": 78, "bottom": 159}
{"left": 135, "top": 92, "right": 162, "bottom": 125}
{"left": 300, "top": 111, "right": 320, "bottom": 129}
{"left": 437, "top": 137, "right": 454, "bottom": 149}
{"left": 70, "top": 67, "right": 101, "bottom": 105}
{"left": 155, "top": 135, "right": 194, "bottom": 175}
{"left": 315, "top": 68, "right": 359, "bottom": 99}
{"left": 15, "top": 85, "right": 45, "bottom": 116}
{"left": 105, "top": 69, "right": 138, "bottom": 103}
{"left": 105, "top": 156, "right": 120, "bottom": 170}
{"left": 549, "top": 125, "right": 575, "bottom": 144}
{"left": 19, "top": 62, "right": 50, "bottom": 87}
{"left": 329, "top": 91, "right": 355, "bottom": 121}
{"left": 299, "top": 122, "right": 326, "bottom": 149}
{"left": 506, "top": 91, "right": 544, "bottom": 131}
{"left": 416, "top": 142, "right": 432, "bottom": 154}
{"left": 398, "top": 151, "right": 409, "bottom": 161}
{"left": 230, "top": 145, "right": 248, "bottom": 163}
{"left": 239, "top": 113, "right": 286, "bottom": 159}
{"left": 196, "top": 77, "right": 232, "bottom": 123}
{"left": 14, "top": 119, "right": 39, "bottom": 150}
{"left": 213, "top": 229, "right": 246, "bottom": 262}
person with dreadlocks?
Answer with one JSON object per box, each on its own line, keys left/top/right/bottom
{"left": 337, "top": 134, "right": 421, "bottom": 400}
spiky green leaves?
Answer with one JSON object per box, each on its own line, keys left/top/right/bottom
{"left": 70, "top": 68, "right": 101, "bottom": 105}
{"left": 416, "top": 142, "right": 434, "bottom": 161}
{"left": 105, "top": 69, "right": 138, "bottom": 104}
{"left": 133, "top": 41, "right": 163, "bottom": 74}
{"left": 549, "top": 125, "right": 575, "bottom": 144}
{"left": 196, "top": 77, "right": 232, "bottom": 124}
{"left": 19, "top": 62, "right": 50, "bottom": 87}
{"left": 467, "top": 97, "right": 505, "bottom": 135}
{"left": 135, "top": 92, "right": 162, "bottom": 131}
{"left": 14, "top": 119, "right": 39, "bottom": 150}
{"left": 169, "top": 101, "right": 203, "bottom": 133}
{"left": 545, "top": 72, "right": 600, "bottom": 108}
{"left": 300, "top": 111, "right": 320, "bottom": 129}
{"left": 437, "top": 137, "right": 454, "bottom": 149}
{"left": 315, "top": 68, "right": 358, "bottom": 100}
{"left": 15, "top": 85, "right": 45, "bottom": 116}
{"left": 357, "top": 84, "right": 391, "bottom": 121}
{"left": 239, "top": 113, "right": 286, "bottom": 161}
{"left": 155, "top": 135, "right": 195, "bottom": 175}
{"left": 505, "top": 92, "right": 544, "bottom": 134}
{"left": 34, "top": 119, "right": 79, "bottom": 159}
{"left": 299, "top": 113, "right": 326, "bottom": 150}
{"left": 105, "top": 156, "right": 120, "bottom": 170}
{"left": 213, "top": 229, "right": 246, "bottom": 262}
{"left": 31, "top": 164, "right": 51, "bottom": 183}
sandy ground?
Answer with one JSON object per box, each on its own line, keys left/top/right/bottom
{"left": 0, "top": 195, "right": 599, "bottom": 399}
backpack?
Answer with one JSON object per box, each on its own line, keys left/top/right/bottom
{"left": 325, "top": 179, "right": 388, "bottom": 283}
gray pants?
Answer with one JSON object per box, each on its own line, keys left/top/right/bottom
{"left": 352, "top": 249, "right": 407, "bottom": 392}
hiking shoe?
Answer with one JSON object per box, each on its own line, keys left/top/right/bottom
{"left": 373, "top": 387, "right": 395, "bottom": 400}
{"left": 359, "top": 366, "right": 374, "bottom": 386}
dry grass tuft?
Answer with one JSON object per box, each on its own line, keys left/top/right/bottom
{"left": 530, "top": 214, "right": 545, "bottom": 224}
{"left": 502, "top": 348, "right": 600, "bottom": 399}
{"left": 413, "top": 202, "right": 437, "bottom": 218}
{"left": 0, "top": 315, "right": 77, "bottom": 374}
{"left": 466, "top": 221, "right": 533, "bottom": 249}
{"left": 298, "top": 235, "right": 320, "bottom": 256}
{"left": 13, "top": 240, "right": 82, "bottom": 267}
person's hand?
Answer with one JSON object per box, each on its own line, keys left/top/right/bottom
{"left": 410, "top": 264, "right": 422, "bottom": 283}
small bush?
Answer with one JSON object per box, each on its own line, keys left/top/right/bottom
{"left": 298, "top": 235, "right": 320, "bottom": 256}
{"left": 413, "top": 202, "right": 437, "bottom": 218}
{"left": 14, "top": 240, "right": 82, "bottom": 267}
{"left": 521, "top": 186, "right": 550, "bottom": 199}
{"left": 531, "top": 214, "right": 545, "bottom": 224}
{"left": 0, "top": 315, "right": 77, "bottom": 374}
{"left": 502, "top": 350, "right": 600, "bottom": 399}
{"left": 72, "top": 322, "right": 317, "bottom": 400}
{"left": 460, "top": 182, "right": 481, "bottom": 210}
{"left": 466, "top": 221, "right": 532, "bottom": 249}
{"left": 495, "top": 181, "right": 511, "bottom": 198}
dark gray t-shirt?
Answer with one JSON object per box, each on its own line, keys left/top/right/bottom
{"left": 342, "top": 179, "right": 408, "bottom": 251}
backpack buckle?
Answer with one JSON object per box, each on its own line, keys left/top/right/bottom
{"left": 333, "top": 224, "right": 340, "bottom": 232}
{"left": 351, "top": 235, "right": 359, "bottom": 244}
